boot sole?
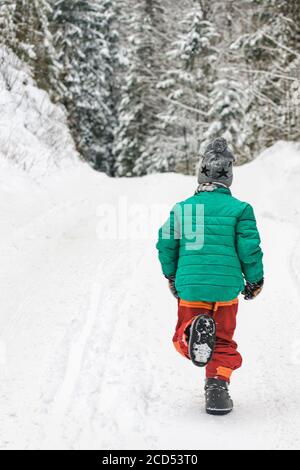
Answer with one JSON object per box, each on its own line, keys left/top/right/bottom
{"left": 188, "top": 315, "right": 216, "bottom": 367}
{"left": 206, "top": 408, "right": 233, "bottom": 416}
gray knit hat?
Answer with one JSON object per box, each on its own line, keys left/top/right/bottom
{"left": 197, "top": 138, "right": 235, "bottom": 187}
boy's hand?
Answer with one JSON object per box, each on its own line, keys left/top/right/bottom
{"left": 165, "top": 275, "right": 179, "bottom": 299}
{"left": 242, "top": 278, "right": 264, "bottom": 300}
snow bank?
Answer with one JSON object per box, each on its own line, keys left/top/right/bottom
{"left": 0, "top": 46, "right": 78, "bottom": 180}
{"left": 232, "top": 141, "right": 300, "bottom": 226}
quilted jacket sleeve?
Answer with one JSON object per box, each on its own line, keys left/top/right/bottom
{"left": 236, "top": 203, "right": 264, "bottom": 283}
{"left": 156, "top": 204, "right": 181, "bottom": 278}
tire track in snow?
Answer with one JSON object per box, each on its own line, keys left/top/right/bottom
{"left": 84, "top": 246, "right": 157, "bottom": 449}
{"left": 83, "top": 244, "right": 190, "bottom": 450}
{"left": 49, "top": 239, "right": 158, "bottom": 450}
{"left": 42, "top": 278, "right": 103, "bottom": 450}
{"left": 41, "top": 241, "right": 133, "bottom": 449}
{"left": 56, "top": 245, "right": 147, "bottom": 449}
{"left": 0, "top": 195, "right": 101, "bottom": 450}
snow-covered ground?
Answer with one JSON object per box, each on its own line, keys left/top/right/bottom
{"left": 0, "top": 141, "right": 300, "bottom": 450}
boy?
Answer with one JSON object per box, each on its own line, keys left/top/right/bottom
{"left": 156, "top": 138, "right": 264, "bottom": 415}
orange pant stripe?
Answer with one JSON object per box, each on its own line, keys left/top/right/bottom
{"left": 216, "top": 366, "right": 233, "bottom": 380}
{"left": 179, "top": 298, "right": 238, "bottom": 310}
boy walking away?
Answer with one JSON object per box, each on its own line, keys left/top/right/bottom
{"left": 156, "top": 138, "right": 264, "bottom": 415}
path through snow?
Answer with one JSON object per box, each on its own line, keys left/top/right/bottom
{"left": 0, "top": 143, "right": 300, "bottom": 450}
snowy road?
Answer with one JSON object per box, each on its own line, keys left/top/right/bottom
{"left": 1, "top": 142, "right": 300, "bottom": 450}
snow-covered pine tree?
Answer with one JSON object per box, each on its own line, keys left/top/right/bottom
{"left": 277, "top": 0, "right": 300, "bottom": 54}
{"left": 157, "top": 0, "right": 220, "bottom": 174}
{"left": 132, "top": 0, "right": 171, "bottom": 176}
{"left": 200, "top": 78, "right": 250, "bottom": 163}
{"left": 89, "top": 0, "right": 119, "bottom": 174}
{"left": 52, "top": 0, "right": 119, "bottom": 174}
{"left": 277, "top": 0, "right": 300, "bottom": 141}
{"left": 229, "top": 0, "right": 300, "bottom": 151}
{"left": 1, "top": 0, "right": 58, "bottom": 94}
{"left": 113, "top": 46, "right": 144, "bottom": 176}
{"left": 0, "top": 1, "right": 16, "bottom": 48}
{"left": 113, "top": 0, "right": 168, "bottom": 177}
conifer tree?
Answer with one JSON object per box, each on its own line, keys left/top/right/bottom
{"left": 1, "top": 0, "right": 58, "bottom": 93}
{"left": 52, "top": 0, "right": 119, "bottom": 173}
{"left": 114, "top": 0, "right": 168, "bottom": 177}
{"left": 156, "top": 0, "right": 220, "bottom": 174}
{"left": 0, "top": 1, "right": 16, "bottom": 48}
{"left": 201, "top": 78, "right": 250, "bottom": 163}
{"left": 230, "top": 0, "right": 300, "bottom": 150}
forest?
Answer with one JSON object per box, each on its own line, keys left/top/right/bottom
{"left": 0, "top": 0, "right": 299, "bottom": 176}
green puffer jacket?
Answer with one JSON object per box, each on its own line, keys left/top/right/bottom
{"left": 156, "top": 187, "right": 264, "bottom": 302}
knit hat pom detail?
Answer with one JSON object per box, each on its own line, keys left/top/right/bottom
{"left": 212, "top": 137, "right": 227, "bottom": 154}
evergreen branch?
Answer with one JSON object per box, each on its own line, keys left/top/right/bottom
{"left": 158, "top": 94, "right": 208, "bottom": 120}
{"left": 226, "top": 67, "right": 298, "bottom": 82}
{"left": 262, "top": 32, "right": 300, "bottom": 60}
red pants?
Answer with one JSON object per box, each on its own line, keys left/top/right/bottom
{"left": 173, "top": 298, "right": 242, "bottom": 382}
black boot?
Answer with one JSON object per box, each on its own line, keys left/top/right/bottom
{"left": 205, "top": 378, "right": 233, "bottom": 416}
{"left": 188, "top": 315, "right": 216, "bottom": 367}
